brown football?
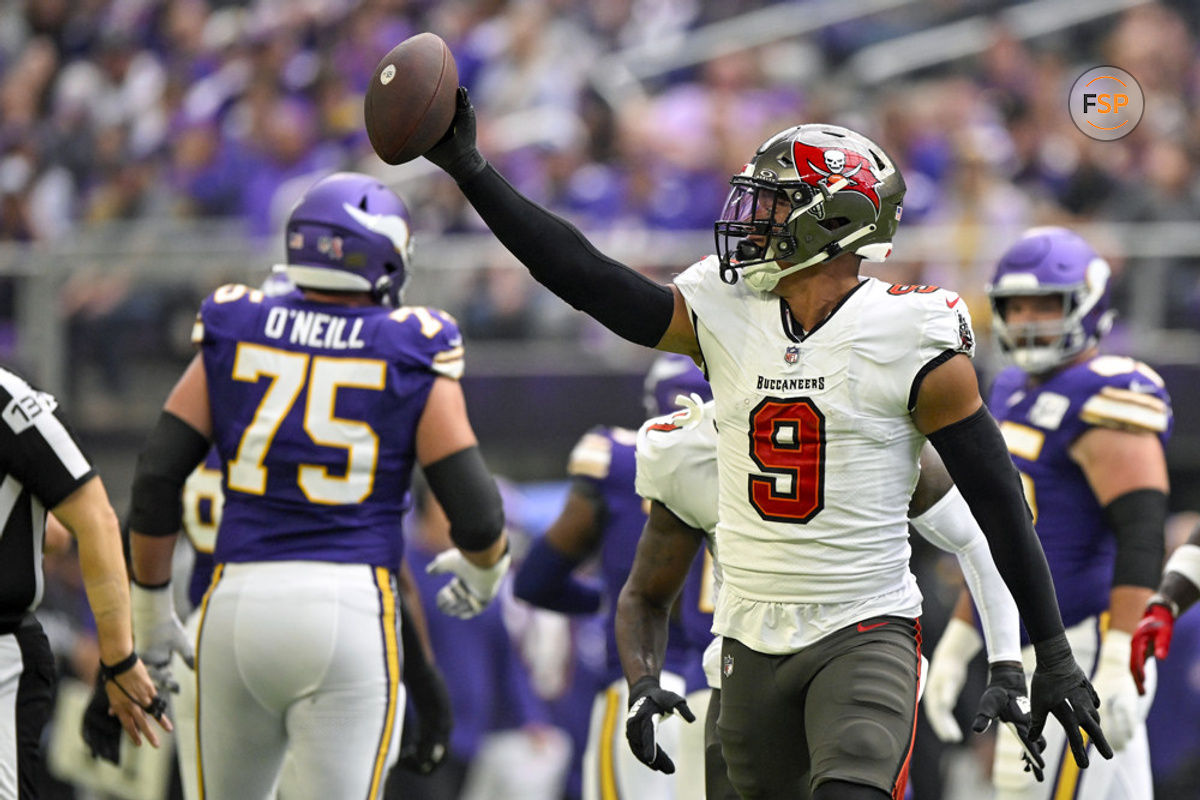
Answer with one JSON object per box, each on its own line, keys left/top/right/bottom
{"left": 364, "top": 33, "right": 459, "bottom": 165}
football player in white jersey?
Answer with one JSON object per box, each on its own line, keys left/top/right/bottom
{"left": 621, "top": 396, "right": 1033, "bottom": 798}
{"left": 422, "top": 90, "right": 1110, "bottom": 800}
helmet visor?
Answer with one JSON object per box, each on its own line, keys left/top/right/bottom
{"left": 714, "top": 182, "right": 793, "bottom": 267}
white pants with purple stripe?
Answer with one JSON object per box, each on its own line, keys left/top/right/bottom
{"left": 993, "top": 615, "right": 1154, "bottom": 800}
{"left": 582, "top": 671, "right": 686, "bottom": 800}
{"left": 195, "top": 561, "right": 404, "bottom": 800}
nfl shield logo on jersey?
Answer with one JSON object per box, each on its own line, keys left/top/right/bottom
{"left": 784, "top": 346, "right": 800, "bottom": 365}
{"left": 722, "top": 653, "right": 734, "bottom": 678}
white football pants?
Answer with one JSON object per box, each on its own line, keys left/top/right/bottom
{"left": 993, "top": 615, "right": 1155, "bottom": 800}
{"left": 194, "top": 561, "right": 405, "bottom": 800}
{"left": 583, "top": 671, "right": 686, "bottom": 800}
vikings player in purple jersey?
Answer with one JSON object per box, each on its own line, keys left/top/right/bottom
{"left": 122, "top": 173, "right": 508, "bottom": 800}
{"left": 924, "top": 228, "right": 1171, "bottom": 800}
{"left": 513, "top": 352, "right": 712, "bottom": 800}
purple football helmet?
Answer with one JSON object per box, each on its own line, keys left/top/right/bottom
{"left": 280, "top": 172, "right": 414, "bottom": 306}
{"left": 987, "top": 226, "right": 1115, "bottom": 374}
{"left": 643, "top": 353, "right": 712, "bottom": 418}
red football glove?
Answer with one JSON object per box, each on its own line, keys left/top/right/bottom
{"left": 1130, "top": 603, "right": 1175, "bottom": 696}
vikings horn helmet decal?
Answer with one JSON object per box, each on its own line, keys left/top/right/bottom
{"left": 714, "top": 124, "right": 906, "bottom": 292}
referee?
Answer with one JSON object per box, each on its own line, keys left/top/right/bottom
{"left": 0, "top": 365, "right": 169, "bottom": 797}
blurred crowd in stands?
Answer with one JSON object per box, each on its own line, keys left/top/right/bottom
{"left": 7, "top": 2, "right": 1200, "bottom": 798}
{"left": 4, "top": 0, "right": 1200, "bottom": 340}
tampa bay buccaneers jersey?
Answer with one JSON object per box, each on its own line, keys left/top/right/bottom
{"left": 674, "top": 256, "right": 975, "bottom": 653}
{"left": 990, "top": 355, "right": 1172, "bottom": 633}
{"left": 193, "top": 283, "right": 463, "bottom": 569}
{"left": 567, "top": 425, "right": 696, "bottom": 683}
{"left": 635, "top": 400, "right": 720, "bottom": 682}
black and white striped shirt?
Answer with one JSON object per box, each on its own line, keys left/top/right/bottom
{"left": 0, "top": 366, "right": 95, "bottom": 634}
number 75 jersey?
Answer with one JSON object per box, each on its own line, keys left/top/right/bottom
{"left": 193, "top": 284, "right": 464, "bottom": 569}
{"left": 675, "top": 257, "right": 975, "bottom": 653}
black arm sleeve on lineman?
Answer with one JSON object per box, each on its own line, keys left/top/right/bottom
{"left": 128, "top": 411, "right": 210, "bottom": 536}
{"left": 423, "top": 446, "right": 504, "bottom": 552}
{"left": 1105, "top": 488, "right": 1168, "bottom": 589}
{"left": 457, "top": 164, "right": 675, "bottom": 347}
{"left": 926, "top": 405, "right": 1066, "bottom": 643}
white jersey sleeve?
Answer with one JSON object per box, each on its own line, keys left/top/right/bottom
{"left": 634, "top": 399, "right": 719, "bottom": 533}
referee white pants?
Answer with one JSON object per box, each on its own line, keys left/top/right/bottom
{"left": 993, "top": 615, "right": 1155, "bottom": 800}
{"left": 582, "top": 671, "right": 685, "bottom": 800}
{"left": 195, "top": 561, "right": 405, "bottom": 800}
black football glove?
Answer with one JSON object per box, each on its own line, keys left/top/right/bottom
{"left": 398, "top": 662, "right": 453, "bottom": 775}
{"left": 625, "top": 676, "right": 695, "bottom": 774}
{"left": 81, "top": 678, "right": 123, "bottom": 764}
{"left": 423, "top": 87, "right": 488, "bottom": 183}
{"left": 1029, "top": 634, "right": 1114, "bottom": 769}
{"left": 972, "top": 661, "right": 1046, "bottom": 781}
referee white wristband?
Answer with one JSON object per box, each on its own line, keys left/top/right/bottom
{"left": 1164, "top": 543, "right": 1200, "bottom": 592}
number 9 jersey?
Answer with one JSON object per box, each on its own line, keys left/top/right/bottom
{"left": 192, "top": 283, "right": 464, "bottom": 569}
{"left": 674, "top": 256, "right": 975, "bottom": 654}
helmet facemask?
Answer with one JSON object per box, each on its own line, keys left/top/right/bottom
{"left": 989, "top": 254, "right": 1115, "bottom": 375}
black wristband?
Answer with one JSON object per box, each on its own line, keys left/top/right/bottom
{"left": 423, "top": 446, "right": 504, "bottom": 552}
{"left": 1032, "top": 632, "right": 1073, "bottom": 671}
{"left": 988, "top": 660, "right": 1026, "bottom": 685}
{"left": 1104, "top": 488, "right": 1168, "bottom": 589}
{"left": 628, "top": 675, "right": 660, "bottom": 707}
{"left": 98, "top": 651, "right": 139, "bottom": 682}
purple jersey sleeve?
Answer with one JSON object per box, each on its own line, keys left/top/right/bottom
{"left": 989, "top": 357, "right": 1172, "bottom": 633}
{"left": 571, "top": 426, "right": 698, "bottom": 683}
{"left": 196, "top": 285, "right": 465, "bottom": 570}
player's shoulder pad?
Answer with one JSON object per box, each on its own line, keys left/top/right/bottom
{"left": 386, "top": 305, "right": 465, "bottom": 380}
{"left": 1076, "top": 355, "right": 1172, "bottom": 434}
{"left": 875, "top": 281, "right": 975, "bottom": 359}
{"left": 193, "top": 283, "right": 267, "bottom": 345}
{"left": 568, "top": 425, "right": 636, "bottom": 481}
{"left": 636, "top": 396, "right": 711, "bottom": 457}
{"left": 635, "top": 399, "right": 713, "bottom": 494}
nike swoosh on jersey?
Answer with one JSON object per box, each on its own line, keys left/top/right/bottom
{"left": 945, "top": 296, "right": 961, "bottom": 308}
{"left": 857, "top": 620, "right": 890, "bottom": 632}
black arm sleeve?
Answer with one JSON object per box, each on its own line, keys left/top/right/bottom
{"left": 1105, "top": 488, "right": 1168, "bottom": 589}
{"left": 128, "top": 411, "right": 210, "bottom": 536}
{"left": 457, "top": 164, "right": 675, "bottom": 347}
{"left": 927, "top": 405, "right": 1066, "bottom": 643}
{"left": 422, "top": 446, "right": 504, "bottom": 552}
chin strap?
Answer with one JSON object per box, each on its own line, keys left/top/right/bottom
{"left": 742, "top": 224, "right": 878, "bottom": 293}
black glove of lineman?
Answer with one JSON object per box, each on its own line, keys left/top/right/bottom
{"left": 81, "top": 679, "right": 123, "bottom": 764}
{"left": 973, "top": 661, "right": 1046, "bottom": 781}
{"left": 398, "top": 661, "right": 453, "bottom": 775}
{"left": 625, "top": 676, "right": 695, "bottom": 774}
{"left": 423, "top": 87, "right": 488, "bottom": 183}
{"left": 1029, "top": 634, "right": 1114, "bottom": 768}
